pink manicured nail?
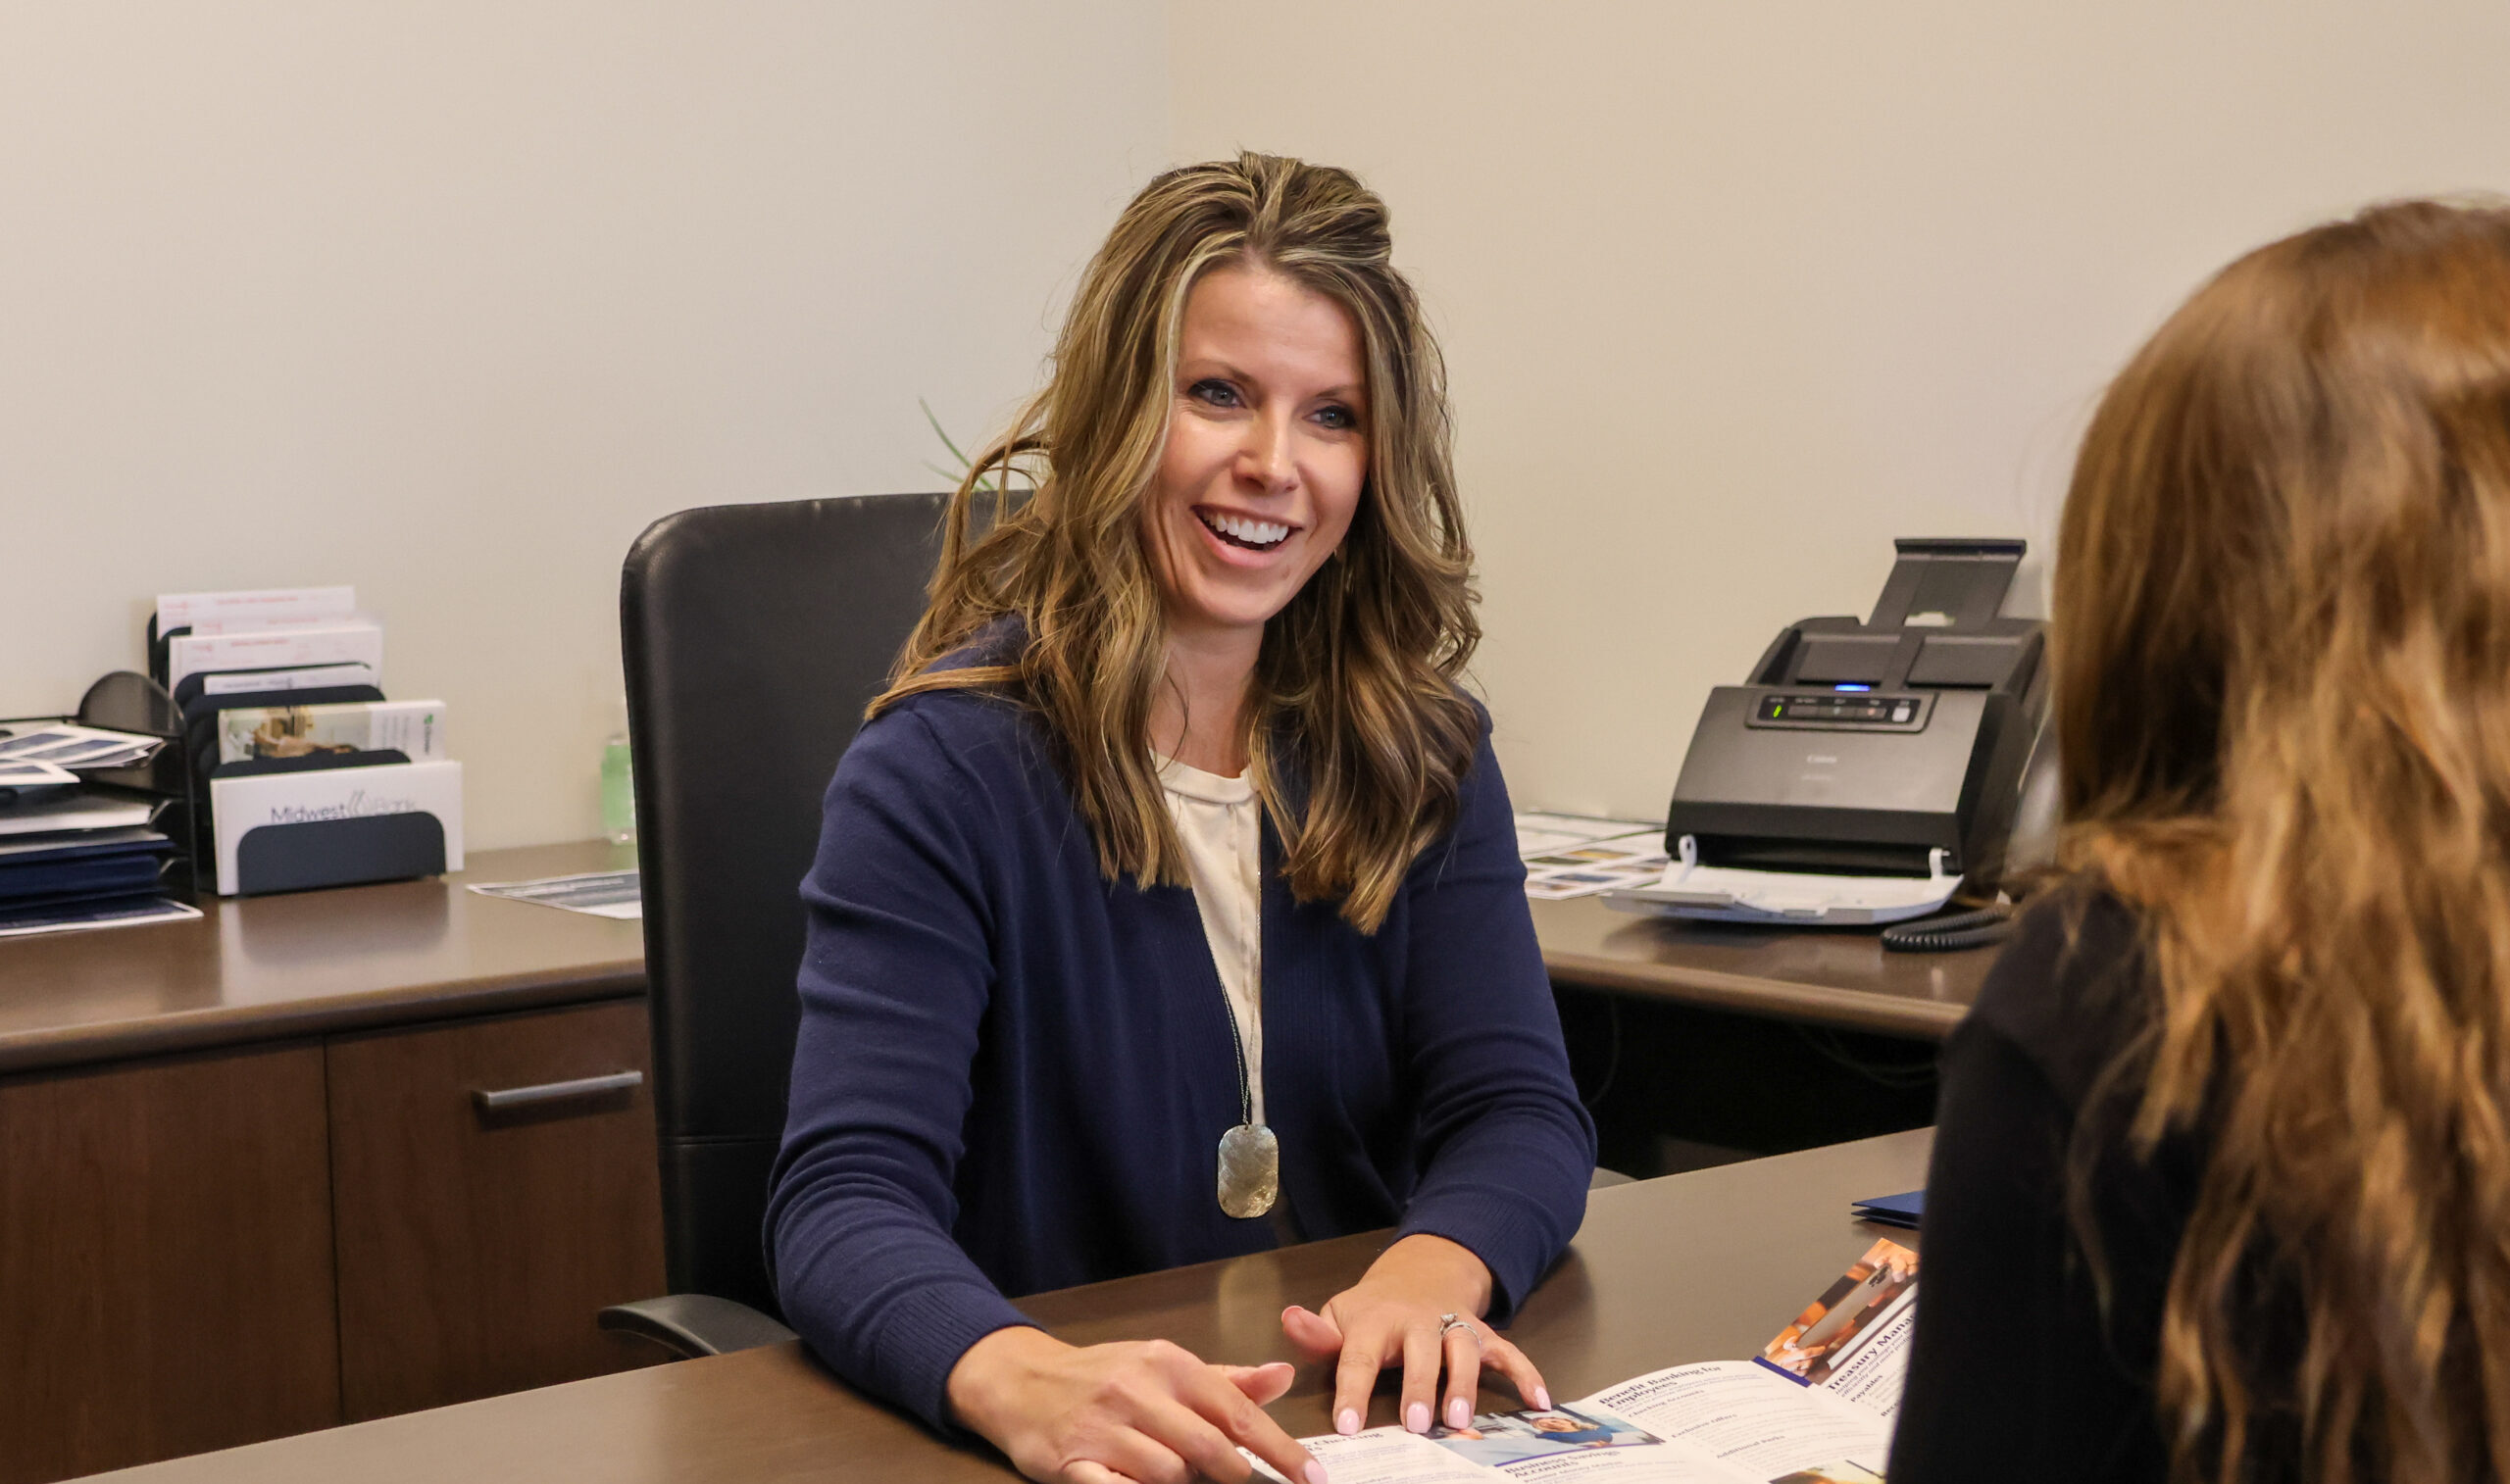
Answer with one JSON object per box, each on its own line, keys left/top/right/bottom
{"left": 1305, "top": 1463, "right": 1330, "bottom": 1484}
{"left": 1533, "top": 1387, "right": 1552, "bottom": 1410}
{"left": 1406, "top": 1402, "right": 1430, "bottom": 1433}
{"left": 1445, "top": 1397, "right": 1470, "bottom": 1429}
{"left": 1335, "top": 1408, "right": 1360, "bottom": 1436}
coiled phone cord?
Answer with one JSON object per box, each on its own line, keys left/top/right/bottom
{"left": 1879, "top": 904, "right": 2016, "bottom": 953}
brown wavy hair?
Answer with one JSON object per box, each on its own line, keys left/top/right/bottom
{"left": 2056, "top": 200, "right": 2510, "bottom": 1483}
{"left": 868, "top": 153, "right": 1480, "bottom": 932}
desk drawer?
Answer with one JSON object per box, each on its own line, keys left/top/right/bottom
{"left": 0, "top": 1046, "right": 338, "bottom": 1484}
{"left": 326, "top": 998, "right": 666, "bottom": 1421}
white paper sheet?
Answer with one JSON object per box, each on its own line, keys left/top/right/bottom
{"left": 0, "top": 896, "right": 201, "bottom": 938}
{"left": 468, "top": 869, "right": 641, "bottom": 919}
{"left": 0, "top": 792, "right": 157, "bottom": 836}
{"left": 201, "top": 662, "right": 381, "bottom": 696}
{"left": 1590, "top": 1363, "right": 1888, "bottom": 1480}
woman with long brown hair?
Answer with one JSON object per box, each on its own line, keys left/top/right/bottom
{"left": 766, "top": 154, "right": 1594, "bottom": 1484}
{"left": 1894, "top": 200, "right": 2510, "bottom": 1482}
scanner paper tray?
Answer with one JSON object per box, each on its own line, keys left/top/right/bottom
{"left": 1603, "top": 836, "right": 1960, "bottom": 926}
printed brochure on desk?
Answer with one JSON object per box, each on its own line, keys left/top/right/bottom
{"left": 1254, "top": 1239, "right": 1917, "bottom": 1484}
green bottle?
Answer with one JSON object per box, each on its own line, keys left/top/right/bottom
{"left": 601, "top": 732, "right": 636, "bottom": 845}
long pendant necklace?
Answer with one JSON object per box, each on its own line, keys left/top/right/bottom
{"left": 1214, "top": 987, "right": 1279, "bottom": 1218}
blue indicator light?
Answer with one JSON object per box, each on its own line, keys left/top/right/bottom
{"left": 1832, "top": 683, "right": 1872, "bottom": 692}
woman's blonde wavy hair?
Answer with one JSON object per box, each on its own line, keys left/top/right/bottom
{"left": 869, "top": 153, "right": 1480, "bottom": 932}
{"left": 2056, "top": 199, "right": 2510, "bottom": 1484}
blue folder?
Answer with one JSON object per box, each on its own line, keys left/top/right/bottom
{"left": 1851, "top": 1190, "right": 1923, "bottom": 1229}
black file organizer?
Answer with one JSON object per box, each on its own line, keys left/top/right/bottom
{"left": 2, "top": 670, "right": 203, "bottom": 905}
{"left": 145, "top": 624, "right": 446, "bottom": 896}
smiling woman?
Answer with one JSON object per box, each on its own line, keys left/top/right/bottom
{"left": 766, "top": 154, "right": 1595, "bottom": 1484}
{"left": 878, "top": 154, "right": 1486, "bottom": 931}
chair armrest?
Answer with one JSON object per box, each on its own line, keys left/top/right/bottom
{"left": 598, "top": 1294, "right": 799, "bottom": 1359}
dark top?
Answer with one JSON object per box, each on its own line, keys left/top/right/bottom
{"left": 1891, "top": 888, "right": 2198, "bottom": 1481}
{"left": 766, "top": 681, "right": 1597, "bottom": 1431}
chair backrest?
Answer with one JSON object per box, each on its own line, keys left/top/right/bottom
{"left": 620, "top": 492, "right": 949, "bottom": 1311}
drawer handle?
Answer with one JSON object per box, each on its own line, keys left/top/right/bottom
{"left": 473, "top": 1069, "right": 644, "bottom": 1113}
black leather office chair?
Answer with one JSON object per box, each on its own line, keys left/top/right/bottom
{"left": 603, "top": 492, "right": 951, "bottom": 1357}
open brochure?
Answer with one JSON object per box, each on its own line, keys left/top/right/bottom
{"left": 1261, "top": 1238, "right": 1917, "bottom": 1484}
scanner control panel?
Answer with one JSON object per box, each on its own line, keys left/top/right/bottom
{"left": 1748, "top": 691, "right": 1932, "bottom": 731}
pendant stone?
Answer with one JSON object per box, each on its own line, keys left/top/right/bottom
{"left": 1217, "top": 1122, "right": 1280, "bottom": 1218}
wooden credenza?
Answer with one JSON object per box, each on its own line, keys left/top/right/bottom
{"left": 0, "top": 842, "right": 659, "bottom": 1484}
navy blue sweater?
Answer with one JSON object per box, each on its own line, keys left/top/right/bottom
{"left": 766, "top": 683, "right": 1596, "bottom": 1429}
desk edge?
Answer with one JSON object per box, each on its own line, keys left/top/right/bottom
{"left": 1541, "top": 948, "right": 1963, "bottom": 1041}
{"left": 0, "top": 963, "right": 648, "bottom": 1076}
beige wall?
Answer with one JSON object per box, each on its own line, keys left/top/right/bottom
{"left": 1, "top": 2, "right": 1166, "bottom": 849}
{"left": 12, "top": 5, "right": 2510, "bottom": 850}
{"left": 1170, "top": 2, "right": 2510, "bottom": 823}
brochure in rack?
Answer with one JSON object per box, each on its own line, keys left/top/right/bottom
{"left": 1259, "top": 1238, "right": 1917, "bottom": 1484}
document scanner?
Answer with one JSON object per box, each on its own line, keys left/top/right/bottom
{"left": 1611, "top": 537, "right": 2048, "bottom": 925}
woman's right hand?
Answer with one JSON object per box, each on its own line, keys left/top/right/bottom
{"left": 945, "top": 1326, "right": 1328, "bottom": 1484}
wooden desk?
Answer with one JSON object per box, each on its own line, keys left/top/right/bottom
{"left": 0, "top": 841, "right": 658, "bottom": 1484}
{"left": 90, "top": 1129, "right": 1934, "bottom": 1484}
{"left": 0, "top": 842, "right": 1982, "bottom": 1081}
{"left": 1531, "top": 896, "right": 1993, "bottom": 1043}
{"left": 0, "top": 840, "right": 643, "bottom": 1076}
{"left": 1, "top": 838, "right": 1965, "bottom": 1478}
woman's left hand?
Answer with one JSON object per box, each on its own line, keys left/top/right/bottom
{"left": 1280, "top": 1233, "right": 1551, "bottom": 1438}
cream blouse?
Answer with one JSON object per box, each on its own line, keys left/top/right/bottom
{"left": 1155, "top": 755, "right": 1266, "bottom": 1124}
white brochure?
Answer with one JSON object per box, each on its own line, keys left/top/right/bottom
{"left": 169, "top": 619, "right": 384, "bottom": 695}
{"left": 210, "top": 760, "right": 464, "bottom": 894}
{"left": 157, "top": 586, "right": 356, "bottom": 634}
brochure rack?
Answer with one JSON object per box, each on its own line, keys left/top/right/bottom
{"left": 139, "top": 625, "right": 461, "bottom": 897}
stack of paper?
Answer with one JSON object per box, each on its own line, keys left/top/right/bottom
{"left": 1512, "top": 813, "right": 1671, "bottom": 900}
{"left": 160, "top": 586, "right": 382, "bottom": 701}
{"left": 1850, "top": 1191, "right": 1922, "bottom": 1230}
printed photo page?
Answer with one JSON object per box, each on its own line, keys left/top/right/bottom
{"left": 1256, "top": 1238, "right": 1916, "bottom": 1484}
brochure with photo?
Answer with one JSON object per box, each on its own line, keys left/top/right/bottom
{"left": 218, "top": 700, "right": 447, "bottom": 765}
{"left": 1756, "top": 1238, "right": 1916, "bottom": 1408}
{"left": 1255, "top": 1239, "right": 1917, "bottom": 1484}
